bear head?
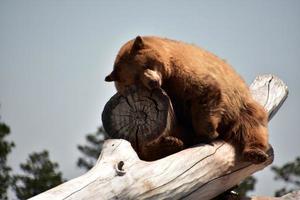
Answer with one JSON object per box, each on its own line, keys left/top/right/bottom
{"left": 105, "top": 36, "right": 168, "bottom": 93}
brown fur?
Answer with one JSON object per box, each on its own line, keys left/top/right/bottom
{"left": 105, "top": 36, "right": 269, "bottom": 163}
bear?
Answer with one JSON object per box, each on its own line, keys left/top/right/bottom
{"left": 105, "top": 36, "right": 269, "bottom": 164}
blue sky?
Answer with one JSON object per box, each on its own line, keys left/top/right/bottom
{"left": 0, "top": 0, "right": 299, "bottom": 196}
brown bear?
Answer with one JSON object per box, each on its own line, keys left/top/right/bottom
{"left": 105, "top": 36, "right": 269, "bottom": 164}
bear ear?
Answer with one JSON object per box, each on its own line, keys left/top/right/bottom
{"left": 105, "top": 70, "right": 118, "bottom": 82}
{"left": 132, "top": 36, "right": 144, "bottom": 51}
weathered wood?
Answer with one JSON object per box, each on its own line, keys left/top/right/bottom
{"left": 30, "top": 74, "right": 288, "bottom": 200}
{"left": 250, "top": 74, "right": 288, "bottom": 120}
{"left": 102, "top": 86, "right": 176, "bottom": 154}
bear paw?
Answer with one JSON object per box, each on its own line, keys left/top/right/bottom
{"left": 243, "top": 148, "right": 268, "bottom": 164}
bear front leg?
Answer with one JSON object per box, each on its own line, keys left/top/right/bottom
{"left": 140, "top": 136, "right": 185, "bottom": 161}
{"left": 190, "top": 75, "right": 223, "bottom": 142}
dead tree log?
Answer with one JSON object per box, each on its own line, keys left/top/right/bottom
{"left": 102, "top": 86, "right": 176, "bottom": 145}
{"left": 30, "top": 74, "right": 288, "bottom": 200}
{"left": 102, "top": 86, "right": 179, "bottom": 160}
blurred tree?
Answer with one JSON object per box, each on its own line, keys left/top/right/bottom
{"left": 271, "top": 157, "right": 300, "bottom": 197}
{"left": 235, "top": 176, "right": 257, "bottom": 197}
{"left": 77, "top": 126, "right": 108, "bottom": 171}
{"left": 0, "top": 119, "right": 15, "bottom": 200}
{"left": 213, "top": 175, "right": 257, "bottom": 199}
{"left": 12, "top": 150, "right": 64, "bottom": 200}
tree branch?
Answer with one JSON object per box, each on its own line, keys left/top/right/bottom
{"left": 30, "top": 74, "right": 288, "bottom": 200}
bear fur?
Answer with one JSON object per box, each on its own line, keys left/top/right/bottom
{"left": 105, "top": 36, "right": 269, "bottom": 163}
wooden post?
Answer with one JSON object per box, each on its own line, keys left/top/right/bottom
{"left": 30, "top": 74, "right": 288, "bottom": 200}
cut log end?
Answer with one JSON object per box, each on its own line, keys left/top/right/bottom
{"left": 102, "top": 86, "right": 176, "bottom": 150}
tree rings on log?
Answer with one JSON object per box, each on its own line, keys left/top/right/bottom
{"left": 102, "top": 86, "right": 176, "bottom": 151}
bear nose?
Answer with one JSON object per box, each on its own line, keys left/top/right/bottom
{"left": 105, "top": 75, "right": 111, "bottom": 82}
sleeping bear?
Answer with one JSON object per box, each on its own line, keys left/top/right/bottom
{"left": 105, "top": 36, "right": 269, "bottom": 164}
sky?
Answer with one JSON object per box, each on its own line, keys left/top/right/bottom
{"left": 0, "top": 0, "right": 300, "bottom": 197}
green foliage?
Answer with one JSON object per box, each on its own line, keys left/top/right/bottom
{"left": 12, "top": 150, "right": 64, "bottom": 200}
{"left": 77, "top": 126, "right": 108, "bottom": 171}
{"left": 0, "top": 121, "right": 15, "bottom": 200}
{"left": 271, "top": 157, "right": 300, "bottom": 197}
{"left": 235, "top": 176, "right": 257, "bottom": 197}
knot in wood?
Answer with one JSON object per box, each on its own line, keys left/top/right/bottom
{"left": 115, "top": 161, "right": 126, "bottom": 176}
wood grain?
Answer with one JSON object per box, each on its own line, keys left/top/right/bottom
{"left": 102, "top": 86, "right": 176, "bottom": 152}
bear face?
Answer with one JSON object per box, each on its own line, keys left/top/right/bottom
{"left": 105, "top": 36, "right": 165, "bottom": 93}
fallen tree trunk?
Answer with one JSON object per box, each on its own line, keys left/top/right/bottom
{"left": 30, "top": 74, "right": 288, "bottom": 200}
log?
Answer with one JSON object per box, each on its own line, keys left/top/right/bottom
{"left": 30, "top": 74, "right": 288, "bottom": 200}
{"left": 102, "top": 86, "right": 178, "bottom": 159}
